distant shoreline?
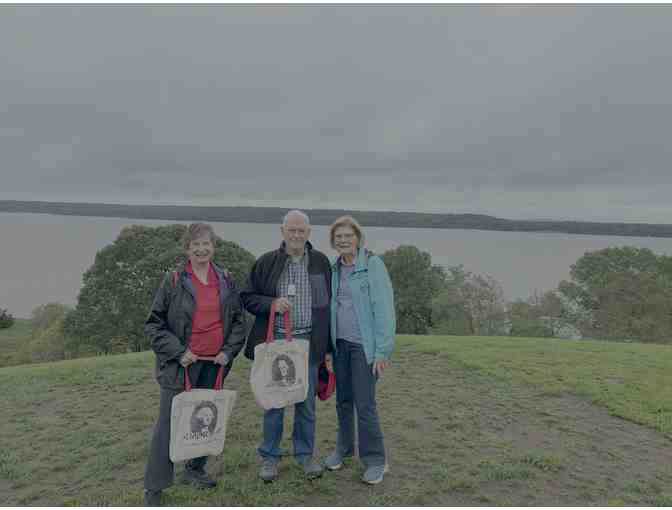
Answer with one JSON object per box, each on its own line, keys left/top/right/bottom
{"left": 2, "top": 200, "right": 672, "bottom": 238}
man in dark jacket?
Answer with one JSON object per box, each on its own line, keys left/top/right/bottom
{"left": 241, "top": 210, "right": 332, "bottom": 482}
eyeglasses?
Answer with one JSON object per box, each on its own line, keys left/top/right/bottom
{"left": 334, "top": 233, "right": 356, "bottom": 241}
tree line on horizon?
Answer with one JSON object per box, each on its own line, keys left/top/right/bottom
{"left": 2, "top": 224, "right": 671, "bottom": 366}
{"left": 2, "top": 200, "right": 672, "bottom": 238}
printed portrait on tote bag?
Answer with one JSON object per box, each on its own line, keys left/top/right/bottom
{"left": 271, "top": 354, "right": 296, "bottom": 387}
{"left": 190, "top": 401, "right": 218, "bottom": 437}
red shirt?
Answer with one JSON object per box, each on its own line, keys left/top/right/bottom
{"left": 187, "top": 262, "right": 225, "bottom": 356}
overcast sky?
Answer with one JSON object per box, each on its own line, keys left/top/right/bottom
{"left": 1, "top": 5, "right": 672, "bottom": 222}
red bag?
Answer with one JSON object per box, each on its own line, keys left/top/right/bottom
{"left": 317, "top": 361, "right": 336, "bottom": 401}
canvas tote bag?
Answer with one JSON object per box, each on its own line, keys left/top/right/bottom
{"left": 169, "top": 359, "right": 237, "bottom": 463}
{"left": 250, "top": 302, "right": 310, "bottom": 410}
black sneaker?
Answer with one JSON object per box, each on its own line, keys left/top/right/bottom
{"left": 143, "top": 490, "right": 162, "bottom": 507}
{"left": 182, "top": 467, "right": 217, "bottom": 489}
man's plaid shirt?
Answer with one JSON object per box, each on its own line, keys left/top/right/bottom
{"left": 275, "top": 251, "right": 312, "bottom": 336}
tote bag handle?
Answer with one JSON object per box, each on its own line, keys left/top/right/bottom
{"left": 183, "top": 356, "right": 225, "bottom": 391}
{"left": 264, "top": 301, "right": 293, "bottom": 344}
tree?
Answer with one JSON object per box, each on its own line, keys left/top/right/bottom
{"left": 592, "top": 271, "right": 672, "bottom": 342}
{"left": 460, "top": 271, "right": 508, "bottom": 336}
{"left": 430, "top": 266, "right": 474, "bottom": 335}
{"left": 430, "top": 265, "right": 508, "bottom": 336}
{"left": 380, "top": 245, "right": 446, "bottom": 334}
{"left": 0, "top": 308, "right": 14, "bottom": 329}
{"left": 31, "top": 303, "right": 72, "bottom": 331}
{"left": 508, "top": 290, "right": 564, "bottom": 338}
{"left": 24, "top": 315, "right": 69, "bottom": 363}
{"left": 570, "top": 246, "right": 661, "bottom": 288}
{"left": 508, "top": 299, "right": 551, "bottom": 338}
{"left": 12, "top": 303, "right": 76, "bottom": 364}
{"left": 64, "top": 224, "right": 255, "bottom": 354}
{"left": 557, "top": 246, "right": 672, "bottom": 343}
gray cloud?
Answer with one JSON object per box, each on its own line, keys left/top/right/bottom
{"left": 1, "top": 5, "right": 672, "bottom": 221}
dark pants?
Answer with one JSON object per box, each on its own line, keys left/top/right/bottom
{"left": 144, "top": 361, "right": 222, "bottom": 492}
{"left": 334, "top": 338, "right": 386, "bottom": 468}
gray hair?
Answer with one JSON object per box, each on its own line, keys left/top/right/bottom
{"left": 329, "top": 215, "right": 365, "bottom": 249}
{"left": 282, "top": 209, "right": 310, "bottom": 226}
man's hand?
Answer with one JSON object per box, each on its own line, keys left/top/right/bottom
{"left": 324, "top": 353, "right": 333, "bottom": 372}
{"left": 372, "top": 359, "right": 390, "bottom": 377}
{"left": 214, "top": 352, "right": 229, "bottom": 365}
{"left": 273, "top": 297, "right": 292, "bottom": 314}
{"left": 180, "top": 349, "right": 198, "bottom": 367}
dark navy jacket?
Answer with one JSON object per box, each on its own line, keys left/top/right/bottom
{"left": 240, "top": 241, "right": 332, "bottom": 363}
{"left": 144, "top": 262, "right": 246, "bottom": 390}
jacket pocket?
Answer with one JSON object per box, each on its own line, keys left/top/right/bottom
{"left": 157, "top": 360, "right": 182, "bottom": 389}
{"left": 310, "top": 274, "right": 329, "bottom": 308}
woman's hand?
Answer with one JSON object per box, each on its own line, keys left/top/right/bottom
{"left": 213, "top": 352, "right": 229, "bottom": 365}
{"left": 180, "top": 349, "right": 198, "bottom": 367}
{"left": 372, "top": 359, "right": 390, "bottom": 377}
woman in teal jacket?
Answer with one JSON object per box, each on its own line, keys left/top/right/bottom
{"left": 323, "top": 215, "right": 396, "bottom": 484}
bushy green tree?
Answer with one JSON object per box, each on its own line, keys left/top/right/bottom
{"left": 558, "top": 246, "right": 672, "bottom": 343}
{"left": 592, "top": 271, "right": 672, "bottom": 342}
{"left": 64, "top": 224, "right": 255, "bottom": 354}
{"left": 0, "top": 308, "right": 14, "bottom": 329}
{"left": 381, "top": 245, "right": 446, "bottom": 334}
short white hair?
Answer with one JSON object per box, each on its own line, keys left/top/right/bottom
{"left": 282, "top": 209, "right": 310, "bottom": 226}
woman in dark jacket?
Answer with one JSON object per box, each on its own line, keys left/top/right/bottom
{"left": 143, "top": 223, "right": 246, "bottom": 506}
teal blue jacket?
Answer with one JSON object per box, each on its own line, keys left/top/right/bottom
{"left": 330, "top": 248, "right": 396, "bottom": 364}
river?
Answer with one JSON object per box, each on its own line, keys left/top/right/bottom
{"left": 2, "top": 212, "right": 670, "bottom": 317}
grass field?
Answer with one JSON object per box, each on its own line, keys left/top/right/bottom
{"left": 1, "top": 334, "right": 671, "bottom": 506}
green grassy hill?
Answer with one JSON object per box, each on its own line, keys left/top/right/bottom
{"left": 0, "top": 318, "right": 32, "bottom": 367}
{"left": 1, "top": 335, "right": 671, "bottom": 506}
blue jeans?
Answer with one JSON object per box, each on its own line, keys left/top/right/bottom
{"left": 334, "top": 338, "right": 386, "bottom": 468}
{"left": 258, "top": 353, "right": 319, "bottom": 463}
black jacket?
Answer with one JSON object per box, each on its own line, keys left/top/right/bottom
{"left": 241, "top": 241, "right": 332, "bottom": 363}
{"left": 144, "top": 262, "right": 247, "bottom": 390}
